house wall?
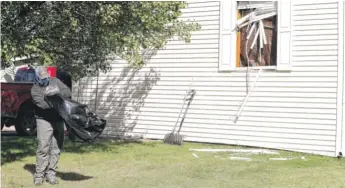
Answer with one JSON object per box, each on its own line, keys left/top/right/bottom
{"left": 73, "top": 1, "right": 343, "bottom": 157}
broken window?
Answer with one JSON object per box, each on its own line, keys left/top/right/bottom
{"left": 236, "top": 1, "right": 278, "bottom": 67}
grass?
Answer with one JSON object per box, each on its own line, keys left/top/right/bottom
{"left": 1, "top": 136, "right": 345, "bottom": 188}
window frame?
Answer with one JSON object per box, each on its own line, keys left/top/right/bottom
{"left": 236, "top": 5, "right": 278, "bottom": 69}
{"left": 218, "top": 0, "right": 292, "bottom": 72}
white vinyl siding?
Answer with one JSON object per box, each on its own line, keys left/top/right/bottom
{"left": 72, "top": 1, "right": 344, "bottom": 157}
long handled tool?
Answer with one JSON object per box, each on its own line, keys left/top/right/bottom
{"left": 164, "top": 85, "right": 196, "bottom": 145}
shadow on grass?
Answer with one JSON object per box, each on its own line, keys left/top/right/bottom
{"left": 23, "top": 164, "right": 93, "bottom": 181}
{"left": 1, "top": 137, "right": 37, "bottom": 165}
{"left": 1, "top": 136, "right": 150, "bottom": 165}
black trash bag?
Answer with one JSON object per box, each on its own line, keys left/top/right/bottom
{"left": 44, "top": 94, "right": 106, "bottom": 142}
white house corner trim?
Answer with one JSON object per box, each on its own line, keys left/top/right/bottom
{"left": 343, "top": 0, "right": 345, "bottom": 157}
{"left": 336, "top": 0, "right": 344, "bottom": 157}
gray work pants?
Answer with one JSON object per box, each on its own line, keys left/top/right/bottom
{"left": 34, "top": 118, "right": 64, "bottom": 180}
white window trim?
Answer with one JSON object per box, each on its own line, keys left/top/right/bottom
{"left": 219, "top": 0, "right": 292, "bottom": 72}
{"left": 235, "top": 66, "right": 276, "bottom": 71}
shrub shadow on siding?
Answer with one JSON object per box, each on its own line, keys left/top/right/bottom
{"left": 74, "top": 62, "right": 160, "bottom": 139}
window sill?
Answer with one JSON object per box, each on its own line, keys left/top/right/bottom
{"left": 235, "top": 66, "right": 277, "bottom": 71}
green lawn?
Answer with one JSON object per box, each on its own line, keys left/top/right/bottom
{"left": 1, "top": 136, "right": 345, "bottom": 188}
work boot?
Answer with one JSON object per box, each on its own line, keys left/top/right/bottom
{"left": 34, "top": 178, "right": 44, "bottom": 186}
{"left": 46, "top": 176, "right": 59, "bottom": 185}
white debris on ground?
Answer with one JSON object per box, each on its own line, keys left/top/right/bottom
{"left": 269, "top": 156, "right": 307, "bottom": 161}
{"left": 269, "top": 157, "right": 294, "bottom": 161}
{"left": 190, "top": 148, "right": 307, "bottom": 162}
{"left": 192, "top": 153, "right": 198, "bottom": 158}
{"left": 189, "top": 148, "right": 279, "bottom": 155}
{"left": 229, "top": 157, "right": 253, "bottom": 161}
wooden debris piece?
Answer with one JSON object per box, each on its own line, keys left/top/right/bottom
{"left": 189, "top": 148, "right": 279, "bottom": 155}
{"left": 229, "top": 157, "right": 252, "bottom": 161}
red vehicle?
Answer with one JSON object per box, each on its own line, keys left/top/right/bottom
{"left": 1, "top": 65, "right": 72, "bottom": 136}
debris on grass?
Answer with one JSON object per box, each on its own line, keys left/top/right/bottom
{"left": 192, "top": 153, "right": 198, "bottom": 158}
{"left": 214, "top": 155, "right": 228, "bottom": 160}
{"left": 229, "top": 157, "right": 253, "bottom": 161}
{"left": 190, "top": 148, "right": 307, "bottom": 162}
{"left": 269, "top": 157, "right": 294, "bottom": 161}
{"left": 189, "top": 148, "right": 279, "bottom": 155}
{"left": 269, "top": 156, "right": 307, "bottom": 161}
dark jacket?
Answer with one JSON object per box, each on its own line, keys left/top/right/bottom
{"left": 31, "top": 77, "right": 71, "bottom": 121}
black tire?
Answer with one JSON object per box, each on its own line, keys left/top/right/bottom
{"left": 15, "top": 101, "right": 37, "bottom": 136}
{"left": 1, "top": 122, "right": 4, "bottom": 130}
